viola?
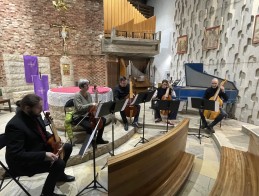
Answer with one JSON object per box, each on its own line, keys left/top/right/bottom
{"left": 88, "top": 85, "right": 103, "bottom": 130}
{"left": 204, "top": 79, "right": 227, "bottom": 120}
{"left": 44, "top": 112, "right": 64, "bottom": 159}
{"left": 124, "top": 76, "right": 137, "bottom": 118}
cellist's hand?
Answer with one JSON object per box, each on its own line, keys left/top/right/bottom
{"left": 220, "top": 86, "right": 225, "bottom": 92}
{"left": 45, "top": 152, "right": 58, "bottom": 162}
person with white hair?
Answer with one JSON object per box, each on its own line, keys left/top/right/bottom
{"left": 73, "top": 79, "right": 109, "bottom": 145}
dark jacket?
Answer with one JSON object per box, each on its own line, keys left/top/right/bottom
{"left": 156, "top": 87, "right": 172, "bottom": 100}
{"left": 113, "top": 84, "right": 130, "bottom": 101}
{"left": 203, "top": 87, "right": 228, "bottom": 101}
{"left": 5, "top": 110, "right": 52, "bottom": 175}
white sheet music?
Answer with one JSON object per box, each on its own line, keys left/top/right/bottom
{"left": 95, "top": 103, "right": 102, "bottom": 118}
{"left": 79, "top": 118, "right": 101, "bottom": 157}
{"left": 121, "top": 98, "right": 129, "bottom": 111}
{"left": 188, "top": 97, "right": 192, "bottom": 108}
{"left": 178, "top": 101, "right": 185, "bottom": 111}
{"left": 214, "top": 101, "right": 219, "bottom": 112}
{"left": 130, "top": 95, "right": 138, "bottom": 105}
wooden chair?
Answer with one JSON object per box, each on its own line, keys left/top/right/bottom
{"left": 0, "top": 99, "right": 11, "bottom": 112}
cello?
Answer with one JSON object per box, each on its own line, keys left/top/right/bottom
{"left": 44, "top": 112, "right": 64, "bottom": 159}
{"left": 204, "top": 79, "right": 227, "bottom": 120}
{"left": 124, "top": 76, "right": 137, "bottom": 119}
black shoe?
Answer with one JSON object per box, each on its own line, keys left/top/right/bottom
{"left": 53, "top": 193, "right": 66, "bottom": 196}
{"left": 206, "top": 126, "right": 215, "bottom": 134}
{"left": 41, "top": 193, "right": 66, "bottom": 196}
{"left": 96, "top": 139, "right": 109, "bottom": 144}
{"left": 201, "top": 124, "right": 208, "bottom": 129}
{"left": 132, "top": 122, "right": 142, "bottom": 128}
{"left": 208, "top": 126, "right": 215, "bottom": 133}
{"left": 58, "top": 174, "right": 75, "bottom": 182}
{"left": 124, "top": 123, "right": 128, "bottom": 131}
{"left": 155, "top": 118, "right": 162, "bottom": 123}
{"left": 167, "top": 120, "right": 175, "bottom": 126}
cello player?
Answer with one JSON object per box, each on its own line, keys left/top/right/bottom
{"left": 152, "top": 79, "right": 178, "bottom": 125}
{"left": 73, "top": 79, "right": 109, "bottom": 145}
{"left": 5, "top": 94, "right": 75, "bottom": 196}
{"left": 199, "top": 78, "right": 228, "bottom": 133}
{"left": 113, "top": 76, "right": 142, "bottom": 131}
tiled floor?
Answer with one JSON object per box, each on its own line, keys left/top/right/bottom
{"left": 0, "top": 102, "right": 257, "bottom": 196}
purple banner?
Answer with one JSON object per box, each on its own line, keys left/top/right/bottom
{"left": 23, "top": 55, "right": 39, "bottom": 83}
{"left": 33, "top": 75, "right": 49, "bottom": 111}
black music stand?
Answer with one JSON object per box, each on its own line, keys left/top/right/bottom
{"left": 155, "top": 100, "right": 180, "bottom": 133}
{"left": 134, "top": 90, "right": 155, "bottom": 147}
{"left": 76, "top": 108, "right": 107, "bottom": 195}
{"left": 100, "top": 99, "right": 128, "bottom": 156}
{"left": 188, "top": 97, "right": 217, "bottom": 144}
{"left": 100, "top": 99, "right": 128, "bottom": 170}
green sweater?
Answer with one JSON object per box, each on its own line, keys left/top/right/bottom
{"left": 73, "top": 91, "right": 94, "bottom": 118}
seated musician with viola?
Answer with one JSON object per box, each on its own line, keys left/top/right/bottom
{"left": 199, "top": 78, "right": 228, "bottom": 133}
{"left": 152, "top": 79, "right": 178, "bottom": 125}
{"left": 113, "top": 76, "right": 142, "bottom": 131}
{"left": 5, "top": 94, "right": 75, "bottom": 196}
{"left": 73, "top": 79, "right": 109, "bottom": 144}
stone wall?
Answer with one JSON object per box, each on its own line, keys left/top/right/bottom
{"left": 1, "top": 54, "right": 51, "bottom": 102}
{"left": 0, "top": 0, "right": 107, "bottom": 91}
{"left": 148, "top": 0, "right": 259, "bottom": 125}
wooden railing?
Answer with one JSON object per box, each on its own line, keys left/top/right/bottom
{"left": 210, "top": 130, "right": 259, "bottom": 196}
{"left": 108, "top": 118, "right": 195, "bottom": 196}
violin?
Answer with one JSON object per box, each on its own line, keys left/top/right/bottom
{"left": 44, "top": 112, "right": 64, "bottom": 159}
{"left": 204, "top": 79, "right": 227, "bottom": 120}
{"left": 124, "top": 76, "right": 137, "bottom": 118}
{"left": 88, "top": 85, "right": 103, "bottom": 130}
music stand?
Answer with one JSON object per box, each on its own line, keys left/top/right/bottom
{"left": 155, "top": 100, "right": 180, "bottom": 133}
{"left": 76, "top": 106, "right": 108, "bottom": 195}
{"left": 134, "top": 90, "right": 155, "bottom": 147}
{"left": 188, "top": 97, "right": 218, "bottom": 144}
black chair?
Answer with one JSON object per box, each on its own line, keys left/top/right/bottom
{"left": 0, "top": 134, "right": 31, "bottom": 196}
{"left": 64, "top": 99, "right": 75, "bottom": 115}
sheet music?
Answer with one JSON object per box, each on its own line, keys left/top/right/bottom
{"left": 121, "top": 98, "right": 129, "bottom": 111}
{"left": 214, "top": 101, "right": 219, "bottom": 112}
{"left": 95, "top": 104, "right": 102, "bottom": 118}
{"left": 130, "top": 94, "right": 138, "bottom": 105}
{"left": 112, "top": 99, "right": 127, "bottom": 112}
{"left": 78, "top": 119, "right": 101, "bottom": 157}
{"left": 178, "top": 101, "right": 185, "bottom": 111}
{"left": 188, "top": 97, "right": 192, "bottom": 108}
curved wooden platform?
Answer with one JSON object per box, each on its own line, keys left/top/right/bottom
{"left": 108, "top": 118, "right": 194, "bottom": 196}
{"left": 210, "top": 130, "right": 259, "bottom": 196}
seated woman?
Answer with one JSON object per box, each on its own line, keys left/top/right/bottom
{"left": 73, "top": 79, "right": 109, "bottom": 145}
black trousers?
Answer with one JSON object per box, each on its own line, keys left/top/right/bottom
{"left": 10, "top": 143, "right": 73, "bottom": 195}
{"left": 199, "top": 108, "right": 227, "bottom": 128}
{"left": 120, "top": 105, "right": 141, "bottom": 124}
{"left": 74, "top": 116, "right": 106, "bottom": 141}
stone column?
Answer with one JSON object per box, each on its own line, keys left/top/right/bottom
{"left": 60, "top": 56, "right": 74, "bottom": 86}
